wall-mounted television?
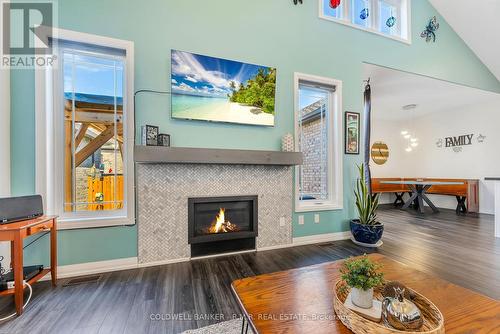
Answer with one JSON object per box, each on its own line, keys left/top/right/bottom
{"left": 171, "top": 50, "right": 276, "bottom": 127}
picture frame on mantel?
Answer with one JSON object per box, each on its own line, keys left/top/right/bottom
{"left": 158, "top": 133, "right": 171, "bottom": 147}
{"left": 141, "top": 125, "right": 159, "bottom": 146}
{"left": 345, "top": 111, "right": 360, "bottom": 155}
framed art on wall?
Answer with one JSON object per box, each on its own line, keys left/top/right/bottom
{"left": 345, "top": 111, "right": 360, "bottom": 154}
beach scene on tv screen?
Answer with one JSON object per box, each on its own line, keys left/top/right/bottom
{"left": 171, "top": 50, "right": 276, "bottom": 126}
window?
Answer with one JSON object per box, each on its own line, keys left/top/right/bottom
{"left": 379, "top": 0, "right": 400, "bottom": 36}
{"left": 352, "top": 0, "right": 371, "bottom": 28}
{"left": 294, "top": 73, "right": 343, "bottom": 212}
{"left": 322, "top": 0, "right": 344, "bottom": 19}
{"left": 62, "top": 48, "right": 125, "bottom": 214}
{"left": 319, "top": 0, "right": 410, "bottom": 43}
{"left": 35, "top": 29, "right": 134, "bottom": 229}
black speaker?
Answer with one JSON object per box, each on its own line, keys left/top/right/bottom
{"left": 0, "top": 195, "right": 44, "bottom": 224}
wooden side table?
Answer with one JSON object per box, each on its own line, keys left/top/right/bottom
{"left": 0, "top": 215, "right": 58, "bottom": 315}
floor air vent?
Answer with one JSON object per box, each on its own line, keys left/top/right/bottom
{"left": 63, "top": 275, "right": 101, "bottom": 287}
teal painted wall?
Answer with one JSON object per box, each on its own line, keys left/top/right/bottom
{"left": 23, "top": 226, "right": 137, "bottom": 267}
{"left": 10, "top": 69, "right": 35, "bottom": 196}
{"left": 10, "top": 0, "right": 500, "bottom": 265}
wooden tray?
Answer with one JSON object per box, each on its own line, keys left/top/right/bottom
{"left": 333, "top": 281, "right": 445, "bottom": 334}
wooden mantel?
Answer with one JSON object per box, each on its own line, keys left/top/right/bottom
{"left": 134, "top": 146, "right": 303, "bottom": 166}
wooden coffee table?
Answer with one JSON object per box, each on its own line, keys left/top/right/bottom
{"left": 231, "top": 254, "right": 500, "bottom": 333}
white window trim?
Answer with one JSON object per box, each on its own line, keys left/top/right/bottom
{"left": 35, "top": 28, "right": 135, "bottom": 230}
{"left": 294, "top": 72, "right": 343, "bottom": 213}
{"left": 318, "top": 0, "right": 412, "bottom": 45}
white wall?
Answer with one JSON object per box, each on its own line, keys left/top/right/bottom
{"left": 372, "top": 99, "right": 500, "bottom": 214}
{"left": 0, "top": 69, "right": 11, "bottom": 267}
{"left": 371, "top": 119, "right": 413, "bottom": 178}
{"left": 371, "top": 119, "right": 412, "bottom": 204}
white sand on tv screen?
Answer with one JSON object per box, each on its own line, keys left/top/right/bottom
{"left": 173, "top": 101, "right": 274, "bottom": 126}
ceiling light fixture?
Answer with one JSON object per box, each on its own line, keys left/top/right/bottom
{"left": 401, "top": 104, "right": 419, "bottom": 153}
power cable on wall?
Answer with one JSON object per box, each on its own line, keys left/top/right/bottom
{"left": 133, "top": 89, "right": 173, "bottom": 143}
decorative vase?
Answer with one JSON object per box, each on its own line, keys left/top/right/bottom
{"left": 281, "top": 133, "right": 294, "bottom": 152}
{"left": 351, "top": 287, "right": 374, "bottom": 309}
{"left": 350, "top": 219, "right": 384, "bottom": 245}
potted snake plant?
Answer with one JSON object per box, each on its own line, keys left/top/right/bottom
{"left": 350, "top": 164, "right": 384, "bottom": 246}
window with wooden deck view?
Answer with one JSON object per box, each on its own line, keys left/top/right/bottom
{"left": 44, "top": 36, "right": 131, "bottom": 230}
{"left": 62, "top": 49, "right": 125, "bottom": 213}
{"left": 37, "top": 32, "right": 134, "bottom": 229}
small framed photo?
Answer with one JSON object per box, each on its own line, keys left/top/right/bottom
{"left": 345, "top": 112, "right": 360, "bottom": 155}
{"left": 158, "top": 134, "right": 171, "bottom": 147}
{"left": 141, "top": 125, "right": 159, "bottom": 146}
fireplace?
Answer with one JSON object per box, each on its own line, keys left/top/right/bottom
{"left": 188, "top": 196, "right": 258, "bottom": 257}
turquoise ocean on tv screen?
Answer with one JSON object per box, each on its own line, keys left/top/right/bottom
{"left": 172, "top": 94, "right": 227, "bottom": 114}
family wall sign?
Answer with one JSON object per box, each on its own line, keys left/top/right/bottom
{"left": 436, "top": 133, "right": 486, "bottom": 153}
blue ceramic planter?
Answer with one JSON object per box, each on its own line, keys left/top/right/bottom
{"left": 350, "top": 219, "right": 384, "bottom": 244}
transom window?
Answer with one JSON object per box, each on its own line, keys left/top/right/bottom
{"left": 319, "top": 0, "right": 410, "bottom": 43}
{"left": 294, "top": 73, "right": 343, "bottom": 212}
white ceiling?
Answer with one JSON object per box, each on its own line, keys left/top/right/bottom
{"left": 429, "top": 0, "right": 500, "bottom": 81}
{"left": 364, "top": 63, "right": 500, "bottom": 121}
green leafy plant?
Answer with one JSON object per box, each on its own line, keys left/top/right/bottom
{"left": 340, "top": 255, "right": 384, "bottom": 291}
{"left": 228, "top": 68, "right": 276, "bottom": 114}
{"left": 354, "top": 164, "right": 380, "bottom": 225}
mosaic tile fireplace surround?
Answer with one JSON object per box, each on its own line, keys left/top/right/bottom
{"left": 136, "top": 163, "right": 293, "bottom": 264}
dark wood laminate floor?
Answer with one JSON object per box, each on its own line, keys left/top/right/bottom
{"left": 0, "top": 206, "right": 498, "bottom": 334}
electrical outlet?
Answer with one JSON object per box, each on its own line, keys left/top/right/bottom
{"left": 279, "top": 216, "right": 286, "bottom": 227}
{"left": 298, "top": 215, "right": 304, "bottom": 225}
{"left": 314, "top": 214, "right": 320, "bottom": 223}
{"left": 7, "top": 280, "right": 26, "bottom": 289}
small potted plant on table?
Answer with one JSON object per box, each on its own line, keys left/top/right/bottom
{"left": 340, "top": 255, "right": 384, "bottom": 308}
{"left": 351, "top": 164, "right": 384, "bottom": 246}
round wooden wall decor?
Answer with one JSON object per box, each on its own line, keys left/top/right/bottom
{"left": 371, "top": 141, "right": 389, "bottom": 165}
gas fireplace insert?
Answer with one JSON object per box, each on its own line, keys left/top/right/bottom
{"left": 188, "top": 196, "right": 258, "bottom": 257}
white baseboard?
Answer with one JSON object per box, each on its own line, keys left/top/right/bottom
{"left": 259, "top": 231, "right": 351, "bottom": 251}
{"left": 42, "top": 257, "right": 138, "bottom": 281}
{"left": 292, "top": 231, "right": 351, "bottom": 246}
{"left": 137, "top": 257, "right": 191, "bottom": 268}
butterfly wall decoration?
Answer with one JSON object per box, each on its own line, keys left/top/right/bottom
{"left": 421, "top": 16, "right": 440, "bottom": 42}
{"left": 293, "top": 0, "right": 303, "bottom": 5}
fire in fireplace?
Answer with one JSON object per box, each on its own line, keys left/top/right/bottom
{"left": 188, "top": 196, "right": 258, "bottom": 257}
{"left": 207, "top": 208, "right": 240, "bottom": 234}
